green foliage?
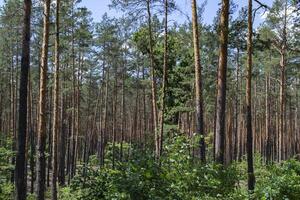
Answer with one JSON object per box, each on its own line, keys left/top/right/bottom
{"left": 62, "top": 134, "right": 241, "bottom": 200}
{"left": 0, "top": 183, "right": 13, "bottom": 200}
{"left": 254, "top": 159, "right": 300, "bottom": 200}
{"left": 59, "top": 134, "right": 300, "bottom": 200}
{"left": 0, "top": 136, "right": 14, "bottom": 200}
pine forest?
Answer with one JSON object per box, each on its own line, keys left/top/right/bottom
{"left": 0, "top": 0, "right": 299, "bottom": 199}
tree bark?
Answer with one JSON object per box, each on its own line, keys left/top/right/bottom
{"left": 112, "top": 64, "right": 118, "bottom": 169}
{"left": 15, "top": 0, "right": 32, "bottom": 199}
{"left": 215, "top": 0, "right": 229, "bottom": 164}
{"left": 157, "top": 0, "right": 168, "bottom": 158}
{"left": 191, "top": 0, "right": 205, "bottom": 163}
{"left": 234, "top": 48, "right": 240, "bottom": 161}
{"left": 146, "top": 0, "right": 159, "bottom": 158}
{"left": 265, "top": 71, "right": 271, "bottom": 163}
{"left": 36, "top": 0, "right": 51, "bottom": 199}
{"left": 58, "top": 74, "right": 66, "bottom": 185}
{"left": 246, "top": 0, "right": 255, "bottom": 191}
{"left": 120, "top": 60, "right": 126, "bottom": 161}
{"left": 51, "top": 0, "right": 60, "bottom": 199}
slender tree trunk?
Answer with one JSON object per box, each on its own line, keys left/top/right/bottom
{"left": 158, "top": 0, "right": 169, "bottom": 158}
{"left": 58, "top": 73, "right": 66, "bottom": 185}
{"left": 51, "top": 0, "right": 60, "bottom": 199}
{"left": 36, "top": 0, "right": 51, "bottom": 199}
{"left": 134, "top": 67, "right": 140, "bottom": 144}
{"left": 66, "top": 98, "right": 71, "bottom": 181}
{"left": 15, "top": 0, "right": 32, "bottom": 199}
{"left": 47, "top": 87, "right": 52, "bottom": 187}
{"left": 112, "top": 65, "right": 118, "bottom": 169}
{"left": 102, "top": 67, "right": 110, "bottom": 165}
{"left": 142, "top": 65, "right": 146, "bottom": 149}
{"left": 120, "top": 59, "right": 126, "bottom": 161}
{"left": 28, "top": 77, "right": 35, "bottom": 194}
{"left": 95, "top": 64, "right": 104, "bottom": 162}
{"left": 215, "top": 0, "right": 229, "bottom": 164}
{"left": 279, "top": 0, "right": 287, "bottom": 161}
{"left": 58, "top": 91, "right": 65, "bottom": 185}
{"left": 246, "top": 0, "right": 255, "bottom": 191}
{"left": 10, "top": 46, "right": 16, "bottom": 184}
{"left": 73, "top": 54, "right": 81, "bottom": 177}
{"left": 191, "top": 0, "right": 205, "bottom": 163}
{"left": 70, "top": 0, "right": 76, "bottom": 181}
{"left": 265, "top": 71, "right": 271, "bottom": 163}
{"left": 146, "top": 0, "right": 159, "bottom": 158}
{"left": 234, "top": 48, "right": 240, "bottom": 161}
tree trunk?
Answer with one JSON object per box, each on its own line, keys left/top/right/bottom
{"left": 146, "top": 0, "right": 159, "bottom": 158}
{"left": 120, "top": 60, "right": 126, "bottom": 161}
{"left": 265, "top": 71, "right": 271, "bottom": 163}
{"left": 58, "top": 73, "right": 66, "bottom": 186}
{"left": 51, "top": 0, "right": 60, "bottom": 199}
{"left": 10, "top": 46, "right": 16, "bottom": 184}
{"left": 279, "top": 0, "right": 287, "bottom": 161}
{"left": 102, "top": 67, "right": 110, "bottom": 165}
{"left": 112, "top": 65, "right": 118, "bottom": 169}
{"left": 158, "top": 0, "right": 169, "bottom": 158}
{"left": 15, "top": 0, "right": 32, "bottom": 199}
{"left": 191, "top": 0, "right": 205, "bottom": 162}
{"left": 246, "top": 0, "right": 255, "bottom": 191}
{"left": 36, "top": 0, "right": 51, "bottom": 199}
{"left": 28, "top": 77, "right": 35, "bottom": 194}
{"left": 47, "top": 87, "right": 53, "bottom": 187}
{"left": 215, "top": 0, "right": 229, "bottom": 164}
{"left": 234, "top": 48, "right": 240, "bottom": 161}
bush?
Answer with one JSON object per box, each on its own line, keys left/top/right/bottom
{"left": 254, "top": 159, "right": 300, "bottom": 200}
{"left": 0, "top": 136, "right": 14, "bottom": 200}
{"left": 66, "top": 134, "right": 241, "bottom": 200}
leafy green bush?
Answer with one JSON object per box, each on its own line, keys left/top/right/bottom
{"left": 254, "top": 159, "right": 300, "bottom": 200}
{"left": 58, "top": 133, "right": 300, "bottom": 200}
{"left": 65, "top": 134, "right": 241, "bottom": 200}
{"left": 0, "top": 183, "right": 13, "bottom": 200}
{"left": 0, "top": 136, "right": 14, "bottom": 200}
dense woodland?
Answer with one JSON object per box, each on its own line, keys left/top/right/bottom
{"left": 0, "top": 0, "right": 299, "bottom": 199}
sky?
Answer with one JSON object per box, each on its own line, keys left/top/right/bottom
{"left": 0, "top": 0, "right": 275, "bottom": 25}
{"left": 78, "top": 0, "right": 274, "bottom": 26}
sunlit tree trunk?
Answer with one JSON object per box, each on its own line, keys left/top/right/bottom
{"left": 51, "top": 0, "right": 60, "bottom": 199}
{"left": 36, "top": 0, "right": 51, "bottom": 199}
{"left": 279, "top": 0, "right": 287, "bottom": 161}
{"left": 191, "top": 0, "right": 205, "bottom": 162}
{"left": 215, "top": 0, "right": 229, "bottom": 164}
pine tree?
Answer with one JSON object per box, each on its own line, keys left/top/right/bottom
{"left": 36, "top": 0, "right": 51, "bottom": 199}
{"left": 15, "top": 0, "right": 32, "bottom": 199}
{"left": 215, "top": 0, "right": 229, "bottom": 164}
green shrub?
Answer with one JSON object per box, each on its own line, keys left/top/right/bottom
{"left": 0, "top": 136, "right": 14, "bottom": 200}
{"left": 66, "top": 134, "right": 242, "bottom": 200}
{"left": 254, "top": 159, "right": 300, "bottom": 200}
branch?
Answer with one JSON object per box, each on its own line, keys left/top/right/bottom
{"left": 253, "top": 0, "right": 270, "bottom": 10}
{"left": 253, "top": 0, "right": 270, "bottom": 22}
{"left": 253, "top": 5, "right": 264, "bottom": 22}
